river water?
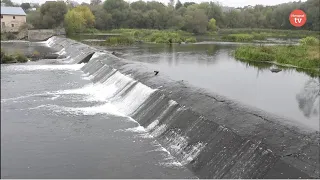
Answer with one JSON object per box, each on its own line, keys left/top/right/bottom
{"left": 1, "top": 39, "right": 319, "bottom": 178}
{"left": 105, "top": 43, "right": 320, "bottom": 131}
{"left": 1, "top": 60, "right": 195, "bottom": 178}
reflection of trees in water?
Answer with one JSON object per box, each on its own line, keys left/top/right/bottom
{"left": 296, "top": 79, "right": 320, "bottom": 118}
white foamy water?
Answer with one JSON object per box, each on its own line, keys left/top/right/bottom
{"left": 29, "top": 103, "right": 131, "bottom": 119}
{"left": 57, "top": 83, "right": 118, "bottom": 102}
{"left": 3, "top": 64, "right": 85, "bottom": 71}
{"left": 116, "top": 126, "right": 146, "bottom": 133}
{"left": 113, "top": 82, "right": 157, "bottom": 115}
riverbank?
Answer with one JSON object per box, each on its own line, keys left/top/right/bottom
{"left": 69, "top": 29, "right": 197, "bottom": 46}
{"left": 1, "top": 50, "right": 29, "bottom": 64}
{"left": 205, "top": 28, "right": 320, "bottom": 42}
{"left": 234, "top": 37, "right": 320, "bottom": 74}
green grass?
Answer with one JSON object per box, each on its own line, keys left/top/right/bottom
{"left": 104, "top": 36, "right": 135, "bottom": 46}
{"left": 234, "top": 37, "right": 320, "bottom": 74}
{"left": 218, "top": 28, "right": 320, "bottom": 39}
{"left": 108, "top": 29, "right": 196, "bottom": 44}
{"left": 75, "top": 28, "right": 197, "bottom": 45}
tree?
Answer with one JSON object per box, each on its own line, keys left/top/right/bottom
{"left": 40, "top": 1, "right": 68, "bottom": 28}
{"left": 184, "top": 7, "right": 208, "bottom": 34}
{"left": 183, "top": 2, "right": 196, "bottom": 8}
{"left": 91, "top": 6, "right": 112, "bottom": 30}
{"left": 90, "top": 0, "right": 101, "bottom": 6}
{"left": 175, "top": 0, "right": 182, "bottom": 10}
{"left": 27, "top": 10, "right": 42, "bottom": 29}
{"left": 64, "top": 10, "right": 86, "bottom": 34}
{"left": 74, "top": 6, "right": 95, "bottom": 27}
{"left": 21, "top": 3, "right": 31, "bottom": 11}
{"left": 1, "top": 0, "right": 14, "bottom": 6}
{"left": 208, "top": 18, "right": 217, "bottom": 31}
{"left": 64, "top": 5, "right": 95, "bottom": 34}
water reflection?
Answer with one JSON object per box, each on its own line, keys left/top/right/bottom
{"left": 296, "top": 79, "right": 320, "bottom": 118}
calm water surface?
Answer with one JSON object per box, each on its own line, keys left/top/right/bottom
{"left": 106, "top": 43, "right": 320, "bottom": 131}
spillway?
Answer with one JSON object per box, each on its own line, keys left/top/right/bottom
{"left": 44, "top": 36, "right": 319, "bottom": 179}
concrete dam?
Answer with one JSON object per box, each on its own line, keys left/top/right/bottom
{"left": 5, "top": 36, "right": 320, "bottom": 178}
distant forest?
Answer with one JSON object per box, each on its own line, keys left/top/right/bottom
{"left": 3, "top": 0, "right": 319, "bottom": 33}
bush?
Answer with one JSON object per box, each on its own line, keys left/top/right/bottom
{"left": 1, "top": 54, "right": 16, "bottom": 63}
{"left": 15, "top": 53, "right": 28, "bottom": 63}
{"left": 105, "top": 36, "right": 135, "bottom": 46}
{"left": 235, "top": 44, "right": 320, "bottom": 70}
{"left": 83, "top": 28, "right": 100, "bottom": 34}
{"left": 185, "top": 37, "right": 197, "bottom": 43}
{"left": 235, "top": 46, "right": 275, "bottom": 61}
{"left": 300, "top": 36, "right": 319, "bottom": 46}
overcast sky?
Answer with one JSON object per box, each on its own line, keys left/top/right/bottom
{"left": 14, "top": 0, "right": 305, "bottom": 8}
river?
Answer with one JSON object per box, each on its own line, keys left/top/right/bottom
{"left": 1, "top": 39, "right": 319, "bottom": 178}
{"left": 1, "top": 42, "right": 196, "bottom": 178}
{"left": 100, "top": 42, "right": 320, "bottom": 131}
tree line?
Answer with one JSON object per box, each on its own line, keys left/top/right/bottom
{"left": 19, "top": 0, "right": 320, "bottom": 34}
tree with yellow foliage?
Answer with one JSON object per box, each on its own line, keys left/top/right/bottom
{"left": 64, "top": 5, "right": 95, "bottom": 34}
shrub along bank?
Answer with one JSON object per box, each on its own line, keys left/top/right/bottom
{"left": 103, "top": 29, "right": 197, "bottom": 46}
{"left": 1, "top": 50, "right": 29, "bottom": 64}
{"left": 234, "top": 37, "right": 320, "bottom": 71}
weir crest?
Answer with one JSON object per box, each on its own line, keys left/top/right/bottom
{"left": 45, "top": 36, "right": 319, "bottom": 179}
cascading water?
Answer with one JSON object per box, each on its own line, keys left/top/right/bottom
{"left": 19, "top": 36, "right": 317, "bottom": 179}
{"left": 77, "top": 51, "right": 281, "bottom": 179}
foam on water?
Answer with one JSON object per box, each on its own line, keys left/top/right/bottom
{"left": 3, "top": 64, "right": 85, "bottom": 71}
{"left": 28, "top": 103, "right": 132, "bottom": 119}
{"left": 116, "top": 126, "right": 146, "bottom": 133}
{"left": 113, "top": 82, "right": 157, "bottom": 115}
{"left": 57, "top": 83, "right": 118, "bottom": 102}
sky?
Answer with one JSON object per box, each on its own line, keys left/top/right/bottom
{"left": 13, "top": 0, "right": 305, "bottom": 8}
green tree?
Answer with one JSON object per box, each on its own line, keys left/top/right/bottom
{"left": 40, "top": 1, "right": 68, "bottom": 28}
{"left": 64, "top": 5, "right": 95, "bottom": 34}
{"left": 73, "top": 5, "right": 95, "bottom": 27}
{"left": 175, "top": 0, "right": 182, "bottom": 10}
{"left": 21, "top": 3, "right": 31, "bottom": 11}
{"left": 64, "top": 10, "right": 86, "bottom": 34}
{"left": 1, "top": 0, "right": 14, "bottom": 6}
{"left": 91, "top": 6, "right": 112, "bottom": 30}
{"left": 208, "top": 18, "right": 217, "bottom": 31}
{"left": 184, "top": 7, "right": 208, "bottom": 34}
{"left": 26, "top": 10, "right": 42, "bottom": 29}
{"left": 90, "top": 0, "right": 101, "bottom": 5}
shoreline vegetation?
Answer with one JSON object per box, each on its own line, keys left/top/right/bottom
{"left": 1, "top": 50, "right": 29, "bottom": 64}
{"left": 104, "top": 29, "right": 197, "bottom": 46}
{"left": 69, "top": 28, "right": 320, "bottom": 47}
{"left": 0, "top": 49, "right": 42, "bottom": 64}
{"left": 234, "top": 37, "right": 320, "bottom": 76}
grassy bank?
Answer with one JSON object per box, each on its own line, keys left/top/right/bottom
{"left": 221, "top": 33, "right": 267, "bottom": 42}
{"left": 108, "top": 29, "right": 197, "bottom": 45}
{"left": 71, "top": 29, "right": 197, "bottom": 46}
{"left": 218, "top": 28, "right": 320, "bottom": 39}
{"left": 234, "top": 37, "right": 320, "bottom": 73}
{"left": 1, "top": 50, "right": 29, "bottom": 64}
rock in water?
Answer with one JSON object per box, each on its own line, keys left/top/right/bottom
{"left": 270, "top": 68, "right": 282, "bottom": 73}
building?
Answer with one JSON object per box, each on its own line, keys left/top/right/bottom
{"left": 1, "top": 6, "right": 27, "bottom": 32}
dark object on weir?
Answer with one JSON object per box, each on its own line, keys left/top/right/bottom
{"left": 270, "top": 68, "right": 282, "bottom": 73}
{"left": 112, "top": 52, "right": 116, "bottom": 55}
{"left": 154, "top": 71, "right": 159, "bottom": 75}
